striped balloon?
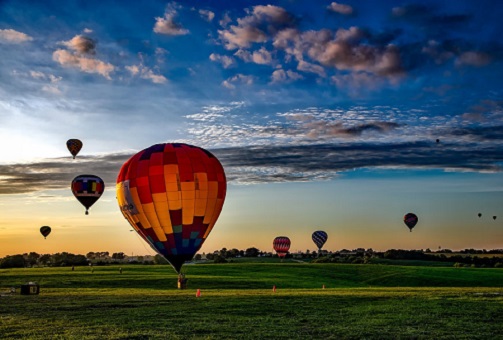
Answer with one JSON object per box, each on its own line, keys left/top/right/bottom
{"left": 312, "top": 230, "right": 328, "bottom": 250}
{"left": 273, "top": 236, "right": 291, "bottom": 258}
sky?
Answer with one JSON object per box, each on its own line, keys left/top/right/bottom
{"left": 1, "top": 0, "right": 502, "bottom": 257}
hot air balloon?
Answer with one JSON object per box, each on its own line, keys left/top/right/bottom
{"left": 40, "top": 226, "right": 51, "bottom": 239}
{"left": 66, "top": 139, "right": 83, "bottom": 159}
{"left": 493, "top": 216, "right": 497, "bottom": 220}
{"left": 116, "top": 143, "right": 227, "bottom": 274}
{"left": 478, "top": 213, "right": 482, "bottom": 218}
{"left": 273, "top": 236, "right": 291, "bottom": 258}
{"left": 312, "top": 230, "right": 328, "bottom": 251}
{"left": 403, "top": 213, "right": 418, "bottom": 232}
{"left": 71, "top": 175, "right": 105, "bottom": 215}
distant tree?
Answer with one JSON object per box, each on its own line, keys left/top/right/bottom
{"left": 219, "top": 248, "right": 228, "bottom": 258}
{"left": 194, "top": 254, "right": 202, "bottom": 261}
{"left": 245, "top": 247, "right": 259, "bottom": 257}
{"left": 206, "top": 253, "right": 215, "bottom": 260}
{"left": 213, "top": 255, "right": 228, "bottom": 263}
{"left": 112, "top": 252, "right": 125, "bottom": 260}
{"left": 228, "top": 248, "right": 240, "bottom": 258}
{"left": 0, "top": 255, "right": 26, "bottom": 268}
{"left": 86, "top": 252, "right": 95, "bottom": 260}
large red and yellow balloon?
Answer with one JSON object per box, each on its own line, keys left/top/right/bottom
{"left": 116, "top": 143, "right": 226, "bottom": 273}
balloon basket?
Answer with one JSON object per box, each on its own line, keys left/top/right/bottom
{"left": 177, "top": 278, "right": 188, "bottom": 290}
{"left": 20, "top": 282, "right": 40, "bottom": 295}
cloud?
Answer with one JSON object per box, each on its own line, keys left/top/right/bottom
{"left": 126, "top": 64, "right": 167, "bottom": 84}
{"left": 52, "top": 49, "right": 115, "bottom": 79}
{"left": 455, "top": 51, "right": 491, "bottom": 67}
{"left": 270, "top": 69, "right": 303, "bottom": 84}
{"left": 62, "top": 35, "right": 96, "bottom": 54}
{"left": 448, "top": 126, "right": 503, "bottom": 141}
{"left": 209, "top": 53, "right": 236, "bottom": 68}
{"left": 2, "top": 140, "right": 502, "bottom": 191}
{"left": 0, "top": 29, "right": 33, "bottom": 43}
{"left": 199, "top": 9, "right": 215, "bottom": 22}
{"left": 218, "top": 5, "right": 296, "bottom": 49}
{"left": 327, "top": 2, "right": 354, "bottom": 15}
{"left": 222, "top": 74, "right": 254, "bottom": 89}
{"left": 154, "top": 4, "right": 189, "bottom": 36}
{"left": 297, "top": 60, "right": 326, "bottom": 77}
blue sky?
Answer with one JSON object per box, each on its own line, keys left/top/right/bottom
{"left": 0, "top": 0, "right": 502, "bottom": 256}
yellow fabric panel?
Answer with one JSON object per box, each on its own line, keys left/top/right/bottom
{"left": 182, "top": 189, "right": 195, "bottom": 200}
{"left": 142, "top": 203, "right": 162, "bottom": 229}
{"left": 152, "top": 192, "right": 168, "bottom": 203}
{"left": 116, "top": 183, "right": 126, "bottom": 206}
{"left": 194, "top": 198, "right": 207, "bottom": 216}
{"left": 182, "top": 199, "right": 195, "bottom": 224}
{"left": 196, "top": 190, "right": 208, "bottom": 199}
{"left": 152, "top": 226, "right": 168, "bottom": 242}
{"left": 165, "top": 182, "right": 179, "bottom": 192}
{"left": 167, "top": 191, "right": 182, "bottom": 210}
{"left": 195, "top": 173, "right": 208, "bottom": 190}
{"left": 207, "top": 182, "right": 218, "bottom": 199}
{"left": 203, "top": 198, "right": 217, "bottom": 224}
{"left": 152, "top": 198, "right": 173, "bottom": 235}
{"left": 164, "top": 164, "right": 179, "bottom": 174}
{"left": 181, "top": 182, "right": 195, "bottom": 191}
{"left": 129, "top": 187, "right": 152, "bottom": 230}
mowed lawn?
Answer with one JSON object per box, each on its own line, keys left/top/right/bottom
{"left": 1, "top": 263, "right": 502, "bottom": 339}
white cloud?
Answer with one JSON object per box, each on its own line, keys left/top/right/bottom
{"left": 327, "top": 2, "right": 354, "bottom": 15}
{"left": 455, "top": 51, "right": 491, "bottom": 67}
{"left": 209, "top": 53, "right": 236, "bottom": 68}
{"left": 62, "top": 35, "right": 96, "bottom": 54}
{"left": 154, "top": 5, "right": 189, "bottom": 36}
{"left": 199, "top": 9, "right": 215, "bottom": 22}
{"left": 297, "top": 60, "right": 326, "bottom": 77}
{"left": 252, "top": 47, "right": 273, "bottom": 65}
{"left": 270, "top": 69, "right": 303, "bottom": 83}
{"left": 0, "top": 29, "right": 33, "bottom": 43}
{"left": 53, "top": 49, "right": 115, "bottom": 79}
{"left": 126, "top": 64, "right": 167, "bottom": 84}
{"left": 222, "top": 74, "right": 254, "bottom": 88}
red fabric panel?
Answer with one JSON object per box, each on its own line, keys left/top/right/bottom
{"left": 137, "top": 183, "right": 153, "bottom": 204}
{"left": 137, "top": 159, "right": 150, "bottom": 177}
{"left": 169, "top": 209, "right": 182, "bottom": 226}
{"left": 150, "top": 174, "right": 166, "bottom": 194}
{"left": 163, "top": 152, "right": 178, "bottom": 165}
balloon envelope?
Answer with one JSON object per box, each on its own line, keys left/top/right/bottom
{"left": 403, "top": 213, "right": 418, "bottom": 232}
{"left": 273, "top": 236, "right": 291, "bottom": 258}
{"left": 312, "top": 230, "right": 328, "bottom": 250}
{"left": 66, "top": 139, "right": 83, "bottom": 159}
{"left": 40, "top": 226, "right": 51, "bottom": 239}
{"left": 71, "top": 175, "right": 105, "bottom": 215}
{"left": 116, "top": 143, "right": 227, "bottom": 274}
{"left": 478, "top": 213, "right": 482, "bottom": 218}
{"left": 493, "top": 216, "right": 497, "bottom": 220}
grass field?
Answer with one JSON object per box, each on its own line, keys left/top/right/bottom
{"left": 1, "top": 262, "right": 502, "bottom": 339}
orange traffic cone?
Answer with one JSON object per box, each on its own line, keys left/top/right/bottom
{"left": 196, "top": 289, "right": 201, "bottom": 297}
{"left": 273, "top": 285, "right": 276, "bottom": 292}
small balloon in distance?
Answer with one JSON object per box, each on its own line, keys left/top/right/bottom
{"left": 40, "top": 226, "right": 51, "bottom": 239}
{"left": 66, "top": 139, "right": 83, "bottom": 159}
{"left": 403, "top": 213, "right": 418, "bottom": 232}
{"left": 71, "top": 175, "right": 105, "bottom": 215}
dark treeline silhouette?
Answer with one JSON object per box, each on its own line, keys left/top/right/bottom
{"left": 1, "top": 248, "right": 502, "bottom": 269}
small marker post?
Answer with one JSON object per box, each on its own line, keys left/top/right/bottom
{"left": 272, "top": 285, "right": 276, "bottom": 292}
{"left": 196, "top": 289, "right": 201, "bottom": 297}
{"left": 322, "top": 284, "right": 325, "bottom": 289}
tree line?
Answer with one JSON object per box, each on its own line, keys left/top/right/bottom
{"left": 1, "top": 248, "right": 502, "bottom": 269}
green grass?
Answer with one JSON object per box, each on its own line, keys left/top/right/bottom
{"left": 1, "top": 264, "right": 502, "bottom": 339}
